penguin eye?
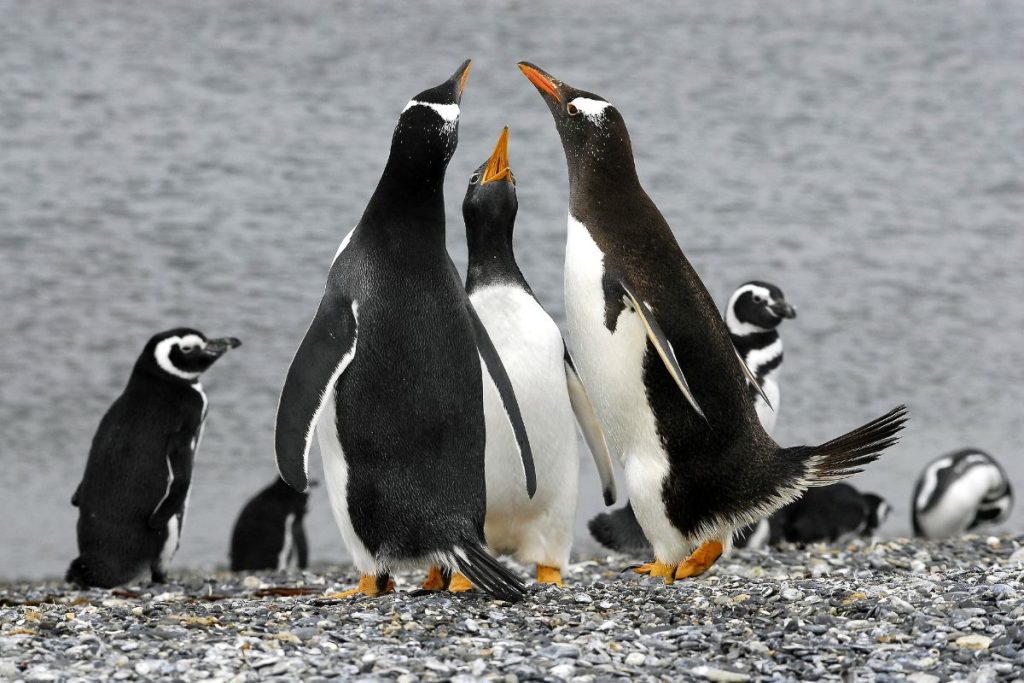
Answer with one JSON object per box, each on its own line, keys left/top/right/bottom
{"left": 752, "top": 296, "right": 764, "bottom": 305}
{"left": 566, "top": 103, "right": 580, "bottom": 116}
{"left": 470, "top": 173, "right": 481, "bottom": 184}
{"left": 180, "top": 345, "right": 195, "bottom": 354}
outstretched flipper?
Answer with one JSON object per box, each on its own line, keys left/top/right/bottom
{"left": 617, "top": 278, "right": 707, "bottom": 424}
{"left": 466, "top": 300, "right": 537, "bottom": 498}
{"left": 149, "top": 427, "right": 195, "bottom": 530}
{"left": 564, "top": 348, "right": 616, "bottom": 506}
{"left": 275, "top": 292, "right": 358, "bottom": 492}
{"left": 733, "top": 346, "right": 773, "bottom": 410}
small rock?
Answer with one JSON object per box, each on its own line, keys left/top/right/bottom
{"left": 955, "top": 634, "right": 992, "bottom": 650}
{"left": 692, "top": 665, "right": 751, "bottom": 682}
{"left": 907, "top": 674, "right": 940, "bottom": 683}
{"left": 624, "top": 652, "right": 645, "bottom": 666}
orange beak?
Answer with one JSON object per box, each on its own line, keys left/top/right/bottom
{"left": 481, "top": 127, "right": 512, "bottom": 184}
{"left": 458, "top": 60, "right": 472, "bottom": 98}
{"left": 517, "top": 62, "right": 560, "bottom": 102}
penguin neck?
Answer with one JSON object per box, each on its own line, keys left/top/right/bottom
{"left": 363, "top": 160, "right": 447, "bottom": 242}
{"left": 465, "top": 218, "right": 530, "bottom": 293}
{"left": 566, "top": 134, "right": 644, "bottom": 218}
{"left": 730, "top": 328, "right": 781, "bottom": 361}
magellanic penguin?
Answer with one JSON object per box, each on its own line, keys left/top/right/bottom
{"left": 726, "top": 281, "right": 796, "bottom": 434}
{"left": 912, "top": 449, "right": 1013, "bottom": 538}
{"left": 230, "top": 476, "right": 311, "bottom": 572}
{"left": 67, "top": 329, "right": 241, "bottom": 588}
{"left": 589, "top": 280, "right": 796, "bottom": 553}
{"left": 274, "top": 61, "right": 537, "bottom": 602}
{"left": 519, "top": 61, "right": 907, "bottom": 583}
{"left": 445, "top": 127, "right": 617, "bottom": 589}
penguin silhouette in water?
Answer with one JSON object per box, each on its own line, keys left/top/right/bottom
{"left": 912, "top": 449, "right": 1013, "bottom": 538}
{"left": 230, "top": 477, "right": 311, "bottom": 571}
{"left": 67, "top": 329, "right": 240, "bottom": 587}
{"left": 590, "top": 280, "right": 795, "bottom": 553}
{"left": 425, "top": 128, "right": 616, "bottom": 591}
{"left": 520, "top": 61, "right": 907, "bottom": 583}
{"left": 274, "top": 61, "right": 536, "bottom": 602}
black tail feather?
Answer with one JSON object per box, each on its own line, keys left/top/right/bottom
{"left": 794, "top": 405, "right": 909, "bottom": 486}
{"left": 587, "top": 503, "right": 653, "bottom": 555}
{"left": 454, "top": 543, "right": 527, "bottom": 603}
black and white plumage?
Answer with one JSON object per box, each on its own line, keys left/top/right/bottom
{"left": 67, "top": 329, "right": 240, "bottom": 588}
{"left": 912, "top": 449, "right": 1013, "bottom": 538}
{"left": 230, "top": 477, "right": 310, "bottom": 572}
{"left": 462, "top": 128, "right": 616, "bottom": 586}
{"left": 726, "top": 281, "right": 796, "bottom": 433}
{"left": 520, "top": 61, "right": 907, "bottom": 582}
{"left": 590, "top": 280, "right": 795, "bottom": 553}
{"left": 274, "top": 61, "right": 536, "bottom": 602}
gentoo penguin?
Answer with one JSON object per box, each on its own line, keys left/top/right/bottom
{"left": 67, "top": 329, "right": 240, "bottom": 588}
{"left": 520, "top": 61, "right": 907, "bottom": 583}
{"left": 230, "top": 477, "right": 311, "bottom": 571}
{"left": 589, "top": 280, "right": 796, "bottom": 552}
{"left": 726, "top": 281, "right": 796, "bottom": 433}
{"left": 912, "top": 449, "right": 1013, "bottom": 538}
{"left": 439, "top": 127, "right": 616, "bottom": 589}
{"left": 274, "top": 61, "right": 536, "bottom": 602}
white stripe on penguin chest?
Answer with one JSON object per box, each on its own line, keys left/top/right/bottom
{"left": 563, "top": 214, "right": 687, "bottom": 561}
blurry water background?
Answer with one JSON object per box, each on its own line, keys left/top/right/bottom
{"left": 1, "top": 0, "right": 1022, "bottom": 580}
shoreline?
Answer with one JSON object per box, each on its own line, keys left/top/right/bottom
{"left": 3, "top": 536, "right": 1023, "bottom": 681}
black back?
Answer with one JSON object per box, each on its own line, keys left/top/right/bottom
{"left": 68, "top": 329, "right": 210, "bottom": 587}
{"left": 230, "top": 477, "right": 310, "bottom": 571}
{"left": 321, "top": 62, "right": 493, "bottom": 559}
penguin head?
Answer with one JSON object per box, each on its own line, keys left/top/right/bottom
{"left": 463, "top": 127, "right": 518, "bottom": 235}
{"left": 972, "top": 478, "right": 1013, "bottom": 528}
{"left": 861, "top": 493, "right": 890, "bottom": 535}
{"left": 387, "top": 59, "right": 471, "bottom": 178}
{"left": 517, "top": 62, "right": 635, "bottom": 182}
{"left": 141, "top": 328, "right": 242, "bottom": 382}
{"left": 727, "top": 281, "right": 797, "bottom": 335}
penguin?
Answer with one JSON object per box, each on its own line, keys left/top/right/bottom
{"left": 447, "top": 127, "right": 617, "bottom": 588}
{"left": 519, "top": 61, "right": 907, "bottom": 583}
{"left": 67, "top": 329, "right": 241, "bottom": 588}
{"left": 912, "top": 449, "right": 1013, "bottom": 538}
{"left": 725, "top": 281, "right": 796, "bottom": 434}
{"left": 589, "top": 280, "right": 796, "bottom": 552}
{"left": 230, "top": 476, "right": 311, "bottom": 572}
{"left": 274, "top": 61, "right": 537, "bottom": 602}
{"left": 761, "top": 483, "right": 890, "bottom": 546}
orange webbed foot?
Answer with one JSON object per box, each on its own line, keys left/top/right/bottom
{"left": 325, "top": 574, "right": 394, "bottom": 599}
{"left": 536, "top": 565, "right": 563, "bottom": 586}
{"left": 447, "top": 572, "right": 473, "bottom": 593}
{"left": 631, "top": 559, "right": 676, "bottom": 585}
{"left": 420, "top": 565, "right": 450, "bottom": 591}
{"left": 675, "top": 540, "right": 724, "bottom": 580}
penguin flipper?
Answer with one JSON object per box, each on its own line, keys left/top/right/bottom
{"left": 293, "top": 516, "right": 309, "bottom": 569}
{"left": 733, "top": 346, "right": 773, "bottom": 410}
{"left": 71, "top": 482, "right": 82, "bottom": 507}
{"left": 616, "top": 277, "right": 707, "bottom": 423}
{"left": 466, "top": 300, "right": 537, "bottom": 498}
{"left": 275, "top": 294, "right": 358, "bottom": 493}
{"left": 148, "top": 428, "right": 194, "bottom": 530}
{"left": 564, "top": 348, "right": 617, "bottom": 505}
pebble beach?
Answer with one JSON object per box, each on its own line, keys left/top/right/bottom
{"left": 3, "top": 536, "right": 1023, "bottom": 682}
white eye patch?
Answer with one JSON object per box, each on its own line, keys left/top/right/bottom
{"left": 402, "top": 100, "right": 460, "bottom": 132}
{"left": 569, "top": 97, "right": 611, "bottom": 121}
{"left": 154, "top": 334, "right": 206, "bottom": 380}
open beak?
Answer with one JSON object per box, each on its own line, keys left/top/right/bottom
{"left": 452, "top": 59, "right": 472, "bottom": 102}
{"left": 481, "top": 127, "right": 512, "bottom": 184}
{"left": 517, "top": 61, "right": 561, "bottom": 102}
{"left": 203, "top": 337, "right": 242, "bottom": 357}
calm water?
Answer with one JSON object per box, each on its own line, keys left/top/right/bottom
{"left": 2, "top": 1, "right": 1023, "bottom": 581}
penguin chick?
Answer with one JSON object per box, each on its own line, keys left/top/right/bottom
{"left": 520, "top": 60, "right": 906, "bottom": 584}
{"left": 67, "top": 329, "right": 240, "bottom": 588}
{"left": 230, "top": 476, "right": 311, "bottom": 571}
{"left": 912, "top": 449, "right": 1013, "bottom": 538}
{"left": 442, "top": 127, "right": 616, "bottom": 589}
